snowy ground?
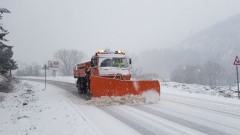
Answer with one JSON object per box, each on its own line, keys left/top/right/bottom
{"left": 162, "top": 81, "right": 240, "bottom": 99}
{"left": 0, "top": 81, "right": 101, "bottom": 135}
{"left": 1, "top": 76, "right": 240, "bottom": 134}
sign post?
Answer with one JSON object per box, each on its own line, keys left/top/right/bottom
{"left": 234, "top": 56, "right": 240, "bottom": 99}
{"left": 43, "top": 64, "right": 47, "bottom": 90}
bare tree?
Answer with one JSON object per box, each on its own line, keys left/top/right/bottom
{"left": 203, "top": 61, "right": 224, "bottom": 86}
{"left": 54, "top": 49, "right": 85, "bottom": 76}
{"left": 170, "top": 66, "right": 184, "bottom": 83}
{"left": 170, "top": 65, "right": 202, "bottom": 84}
{"left": 170, "top": 62, "right": 226, "bottom": 86}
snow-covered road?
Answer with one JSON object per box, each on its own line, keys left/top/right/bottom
{"left": 16, "top": 78, "right": 240, "bottom": 135}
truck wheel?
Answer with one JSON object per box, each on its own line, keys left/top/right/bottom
{"left": 82, "top": 79, "right": 87, "bottom": 94}
{"left": 77, "top": 78, "right": 85, "bottom": 94}
{"left": 77, "top": 79, "right": 82, "bottom": 94}
{"left": 86, "top": 72, "right": 91, "bottom": 93}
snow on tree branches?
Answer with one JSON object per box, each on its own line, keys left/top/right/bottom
{"left": 0, "top": 8, "right": 17, "bottom": 75}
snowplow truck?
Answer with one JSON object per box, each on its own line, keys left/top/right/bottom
{"left": 74, "top": 50, "right": 160, "bottom": 98}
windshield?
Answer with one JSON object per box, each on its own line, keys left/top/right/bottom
{"left": 99, "top": 57, "right": 128, "bottom": 68}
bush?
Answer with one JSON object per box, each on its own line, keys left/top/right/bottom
{"left": 0, "top": 74, "right": 18, "bottom": 93}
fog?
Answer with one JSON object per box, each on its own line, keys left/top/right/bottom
{"left": 2, "top": 0, "right": 240, "bottom": 65}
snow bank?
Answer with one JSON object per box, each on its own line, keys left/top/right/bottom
{"left": 86, "top": 90, "right": 160, "bottom": 106}
{"left": 161, "top": 81, "right": 240, "bottom": 99}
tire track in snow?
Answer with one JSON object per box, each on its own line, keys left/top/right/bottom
{"left": 99, "top": 106, "right": 160, "bottom": 135}
{"left": 132, "top": 106, "right": 228, "bottom": 135}
{"left": 21, "top": 79, "right": 76, "bottom": 93}
{"left": 21, "top": 79, "right": 80, "bottom": 99}
{"left": 63, "top": 98, "right": 105, "bottom": 135}
{"left": 150, "top": 103, "right": 240, "bottom": 131}
{"left": 161, "top": 98, "right": 240, "bottom": 118}
{"left": 100, "top": 106, "right": 206, "bottom": 135}
{"left": 163, "top": 93, "right": 240, "bottom": 107}
{"left": 21, "top": 79, "right": 91, "bottom": 100}
{"left": 162, "top": 93, "right": 240, "bottom": 116}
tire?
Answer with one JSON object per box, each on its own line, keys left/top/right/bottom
{"left": 86, "top": 72, "right": 91, "bottom": 93}
{"left": 77, "top": 78, "right": 87, "bottom": 94}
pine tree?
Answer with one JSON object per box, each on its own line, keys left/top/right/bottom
{"left": 0, "top": 8, "right": 17, "bottom": 75}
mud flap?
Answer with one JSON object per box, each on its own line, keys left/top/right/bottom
{"left": 90, "top": 75, "right": 160, "bottom": 97}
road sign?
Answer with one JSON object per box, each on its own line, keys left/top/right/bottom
{"left": 48, "top": 60, "right": 59, "bottom": 70}
{"left": 234, "top": 56, "right": 240, "bottom": 65}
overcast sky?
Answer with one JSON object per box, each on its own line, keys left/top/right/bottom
{"left": 1, "top": 0, "right": 240, "bottom": 64}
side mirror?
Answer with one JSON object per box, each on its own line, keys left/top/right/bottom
{"left": 128, "top": 58, "right": 132, "bottom": 69}
{"left": 91, "top": 59, "right": 95, "bottom": 67}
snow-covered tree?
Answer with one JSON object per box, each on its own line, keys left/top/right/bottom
{"left": 0, "top": 8, "right": 17, "bottom": 75}
{"left": 16, "top": 62, "right": 42, "bottom": 76}
{"left": 0, "top": 8, "right": 18, "bottom": 92}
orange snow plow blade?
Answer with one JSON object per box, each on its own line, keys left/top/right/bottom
{"left": 90, "top": 76, "right": 160, "bottom": 97}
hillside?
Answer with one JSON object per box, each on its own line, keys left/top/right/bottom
{"left": 137, "top": 13, "right": 240, "bottom": 82}
{"left": 181, "top": 13, "right": 240, "bottom": 67}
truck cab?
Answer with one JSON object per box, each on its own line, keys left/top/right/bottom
{"left": 90, "top": 50, "right": 132, "bottom": 80}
